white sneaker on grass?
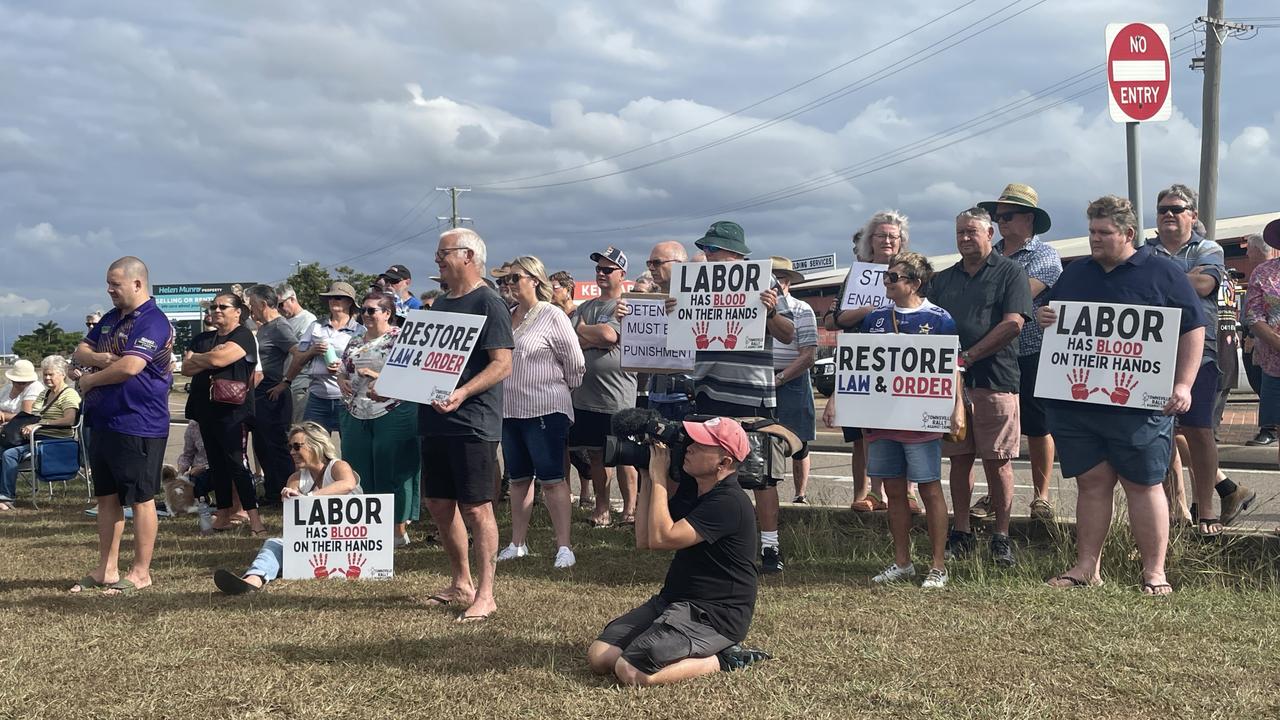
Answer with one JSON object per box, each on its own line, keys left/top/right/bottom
{"left": 872, "top": 563, "right": 916, "bottom": 584}
{"left": 394, "top": 533, "right": 411, "bottom": 548}
{"left": 553, "top": 546, "right": 576, "bottom": 569}
{"left": 921, "top": 568, "right": 948, "bottom": 589}
{"left": 496, "top": 543, "right": 529, "bottom": 561}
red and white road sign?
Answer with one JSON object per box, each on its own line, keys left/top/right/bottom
{"left": 1106, "top": 22, "right": 1172, "bottom": 123}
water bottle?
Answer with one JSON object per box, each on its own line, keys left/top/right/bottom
{"left": 197, "top": 499, "right": 214, "bottom": 533}
{"left": 323, "top": 343, "right": 339, "bottom": 365}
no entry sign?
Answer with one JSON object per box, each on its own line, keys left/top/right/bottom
{"left": 1106, "top": 22, "right": 1171, "bottom": 123}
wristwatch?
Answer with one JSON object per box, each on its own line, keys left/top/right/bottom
{"left": 960, "top": 350, "right": 972, "bottom": 367}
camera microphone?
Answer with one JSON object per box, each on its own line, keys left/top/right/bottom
{"left": 611, "top": 407, "right": 660, "bottom": 438}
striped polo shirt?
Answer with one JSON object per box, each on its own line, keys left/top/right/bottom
{"left": 693, "top": 278, "right": 786, "bottom": 409}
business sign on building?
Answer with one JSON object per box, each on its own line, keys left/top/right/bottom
{"left": 153, "top": 282, "right": 257, "bottom": 321}
{"left": 791, "top": 254, "right": 837, "bottom": 276}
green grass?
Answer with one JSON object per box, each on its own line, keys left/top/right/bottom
{"left": 2, "top": 485, "right": 1279, "bottom": 720}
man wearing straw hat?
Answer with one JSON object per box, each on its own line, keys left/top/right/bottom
{"left": 970, "top": 183, "right": 1062, "bottom": 522}
{"left": 769, "top": 257, "right": 817, "bottom": 504}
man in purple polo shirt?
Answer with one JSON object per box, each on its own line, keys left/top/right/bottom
{"left": 70, "top": 256, "right": 174, "bottom": 596}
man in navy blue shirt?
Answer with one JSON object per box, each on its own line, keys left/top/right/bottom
{"left": 1038, "top": 196, "right": 1204, "bottom": 596}
{"left": 72, "top": 256, "right": 174, "bottom": 595}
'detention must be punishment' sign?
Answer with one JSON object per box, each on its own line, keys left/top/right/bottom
{"left": 1035, "top": 301, "right": 1180, "bottom": 410}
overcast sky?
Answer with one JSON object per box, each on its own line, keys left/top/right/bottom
{"left": 3, "top": 0, "right": 1277, "bottom": 350}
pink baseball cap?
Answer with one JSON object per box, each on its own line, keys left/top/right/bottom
{"left": 682, "top": 417, "right": 750, "bottom": 462}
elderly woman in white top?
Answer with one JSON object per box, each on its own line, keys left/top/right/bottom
{"left": 337, "top": 291, "right": 420, "bottom": 547}
{"left": 213, "top": 422, "right": 361, "bottom": 594}
{"left": 0, "top": 359, "right": 42, "bottom": 427}
{"left": 494, "top": 256, "right": 586, "bottom": 568}
{"left": 1, "top": 356, "right": 81, "bottom": 509}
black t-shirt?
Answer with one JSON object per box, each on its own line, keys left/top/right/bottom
{"left": 659, "top": 477, "right": 759, "bottom": 643}
{"left": 417, "top": 285, "right": 516, "bottom": 441}
{"left": 928, "top": 251, "right": 1033, "bottom": 392}
{"left": 185, "top": 325, "right": 258, "bottom": 425}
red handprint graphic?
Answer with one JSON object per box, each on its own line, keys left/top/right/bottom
{"left": 309, "top": 553, "right": 330, "bottom": 579}
{"left": 1067, "top": 369, "right": 1091, "bottom": 400}
{"left": 722, "top": 321, "right": 742, "bottom": 349}
{"left": 344, "top": 553, "right": 367, "bottom": 579}
{"left": 1108, "top": 372, "right": 1137, "bottom": 405}
{"left": 693, "top": 321, "right": 711, "bottom": 349}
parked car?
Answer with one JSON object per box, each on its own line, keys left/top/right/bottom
{"left": 811, "top": 346, "right": 835, "bottom": 397}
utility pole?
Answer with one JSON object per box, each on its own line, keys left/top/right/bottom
{"left": 1196, "top": 4, "right": 1252, "bottom": 241}
{"left": 435, "top": 186, "right": 472, "bottom": 228}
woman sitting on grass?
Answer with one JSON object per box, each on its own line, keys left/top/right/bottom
{"left": 213, "top": 422, "right": 361, "bottom": 595}
{"left": 860, "top": 252, "right": 961, "bottom": 589}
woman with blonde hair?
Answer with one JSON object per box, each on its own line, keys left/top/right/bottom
{"left": 212, "top": 421, "right": 362, "bottom": 594}
{"left": 494, "top": 255, "right": 586, "bottom": 568}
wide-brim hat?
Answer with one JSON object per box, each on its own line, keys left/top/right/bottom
{"left": 5, "top": 359, "right": 37, "bottom": 383}
{"left": 696, "top": 220, "right": 750, "bottom": 256}
{"left": 1264, "top": 218, "right": 1280, "bottom": 251}
{"left": 489, "top": 264, "right": 512, "bottom": 278}
{"left": 978, "top": 183, "right": 1052, "bottom": 235}
{"left": 318, "top": 281, "right": 357, "bottom": 302}
{"left": 770, "top": 256, "right": 805, "bottom": 284}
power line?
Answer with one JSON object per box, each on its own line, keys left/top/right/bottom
{"left": 557, "top": 41, "right": 1196, "bottom": 235}
{"left": 472, "top": 0, "right": 982, "bottom": 188}
{"left": 478, "top": 0, "right": 1050, "bottom": 192}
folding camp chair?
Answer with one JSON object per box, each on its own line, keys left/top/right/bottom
{"left": 15, "top": 413, "right": 91, "bottom": 509}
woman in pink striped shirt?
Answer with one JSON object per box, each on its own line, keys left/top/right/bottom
{"left": 494, "top": 256, "right": 586, "bottom": 568}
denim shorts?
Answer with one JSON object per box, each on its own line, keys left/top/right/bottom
{"left": 502, "top": 413, "right": 570, "bottom": 484}
{"left": 866, "top": 438, "right": 942, "bottom": 483}
{"left": 1047, "top": 404, "right": 1173, "bottom": 486}
{"left": 303, "top": 394, "right": 345, "bottom": 433}
{"left": 1175, "top": 361, "right": 1220, "bottom": 429}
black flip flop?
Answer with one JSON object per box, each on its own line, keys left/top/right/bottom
{"left": 1141, "top": 581, "right": 1174, "bottom": 597}
{"left": 1046, "top": 574, "right": 1101, "bottom": 589}
{"left": 213, "top": 569, "right": 259, "bottom": 596}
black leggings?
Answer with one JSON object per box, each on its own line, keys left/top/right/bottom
{"left": 200, "top": 419, "right": 256, "bottom": 511}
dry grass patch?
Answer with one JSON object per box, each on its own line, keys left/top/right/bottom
{"left": 2, "top": 489, "right": 1278, "bottom": 720}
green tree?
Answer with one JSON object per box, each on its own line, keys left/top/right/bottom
{"left": 12, "top": 322, "right": 84, "bottom": 361}
{"left": 334, "top": 265, "right": 378, "bottom": 300}
{"left": 284, "top": 262, "right": 334, "bottom": 317}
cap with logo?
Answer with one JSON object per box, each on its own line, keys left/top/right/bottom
{"left": 590, "top": 246, "right": 628, "bottom": 272}
{"left": 380, "top": 264, "right": 412, "bottom": 282}
{"left": 682, "top": 416, "right": 750, "bottom": 462}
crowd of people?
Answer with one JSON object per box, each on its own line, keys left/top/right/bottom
{"left": 3, "top": 179, "right": 1277, "bottom": 685}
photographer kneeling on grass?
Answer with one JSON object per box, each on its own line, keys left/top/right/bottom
{"left": 587, "top": 416, "right": 770, "bottom": 686}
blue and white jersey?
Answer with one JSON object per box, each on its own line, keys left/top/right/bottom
{"left": 860, "top": 299, "right": 957, "bottom": 337}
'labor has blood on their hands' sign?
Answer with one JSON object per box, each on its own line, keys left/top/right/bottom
{"left": 620, "top": 293, "right": 696, "bottom": 374}
{"left": 283, "top": 494, "right": 394, "bottom": 580}
{"left": 1106, "top": 22, "right": 1171, "bottom": 123}
{"left": 839, "top": 262, "right": 891, "bottom": 312}
{"left": 833, "top": 333, "right": 960, "bottom": 432}
{"left": 377, "top": 309, "right": 486, "bottom": 405}
{"left": 1035, "top": 301, "right": 1181, "bottom": 410}
{"left": 667, "top": 260, "right": 771, "bottom": 352}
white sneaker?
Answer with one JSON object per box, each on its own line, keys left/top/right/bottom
{"left": 496, "top": 543, "right": 529, "bottom": 562}
{"left": 872, "top": 562, "right": 916, "bottom": 584}
{"left": 553, "top": 546, "right": 576, "bottom": 569}
{"left": 921, "top": 568, "right": 948, "bottom": 589}
{"left": 394, "top": 533, "right": 411, "bottom": 548}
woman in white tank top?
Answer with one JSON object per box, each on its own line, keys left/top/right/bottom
{"left": 213, "top": 422, "right": 360, "bottom": 594}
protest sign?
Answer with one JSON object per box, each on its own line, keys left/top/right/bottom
{"left": 377, "top": 309, "right": 486, "bottom": 405}
{"left": 1035, "top": 301, "right": 1180, "bottom": 410}
{"left": 667, "top": 260, "right": 770, "bottom": 352}
{"left": 283, "top": 494, "right": 394, "bottom": 580}
{"left": 832, "top": 333, "right": 960, "bottom": 432}
{"left": 620, "top": 293, "right": 695, "bottom": 374}
{"left": 839, "top": 262, "right": 891, "bottom": 311}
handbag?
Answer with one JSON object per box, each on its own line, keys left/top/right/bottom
{"left": 210, "top": 377, "right": 249, "bottom": 405}
{"left": 1, "top": 412, "right": 40, "bottom": 449}
{"left": 34, "top": 438, "right": 80, "bottom": 482}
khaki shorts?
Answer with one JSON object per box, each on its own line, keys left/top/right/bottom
{"left": 943, "top": 388, "right": 1020, "bottom": 460}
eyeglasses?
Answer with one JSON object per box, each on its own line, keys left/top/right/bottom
{"left": 289, "top": 442, "right": 306, "bottom": 451}
{"left": 498, "top": 274, "right": 528, "bottom": 286}
{"left": 360, "top": 306, "right": 384, "bottom": 315}
{"left": 595, "top": 266, "right": 622, "bottom": 275}
{"left": 882, "top": 272, "right": 916, "bottom": 285}
{"left": 645, "top": 258, "right": 677, "bottom": 268}
{"left": 1157, "top": 205, "right": 1192, "bottom": 216}
{"left": 870, "top": 232, "right": 901, "bottom": 242}
{"left": 209, "top": 303, "right": 235, "bottom": 311}
{"left": 993, "top": 210, "right": 1031, "bottom": 223}
{"left": 434, "top": 247, "right": 469, "bottom": 261}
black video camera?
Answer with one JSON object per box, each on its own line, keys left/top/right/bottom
{"left": 603, "top": 407, "right": 697, "bottom": 477}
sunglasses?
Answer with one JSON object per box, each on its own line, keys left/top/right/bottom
{"left": 1157, "top": 205, "right": 1192, "bottom": 216}
{"left": 993, "top": 210, "right": 1031, "bottom": 223}
{"left": 360, "top": 306, "right": 384, "bottom": 315}
{"left": 882, "top": 272, "right": 916, "bottom": 285}
{"left": 645, "top": 258, "right": 677, "bottom": 268}
{"left": 209, "top": 303, "right": 236, "bottom": 311}
{"left": 498, "top": 274, "right": 528, "bottom": 286}
{"left": 434, "top": 247, "right": 469, "bottom": 261}
{"left": 289, "top": 442, "right": 306, "bottom": 451}
{"left": 595, "top": 266, "right": 622, "bottom": 275}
